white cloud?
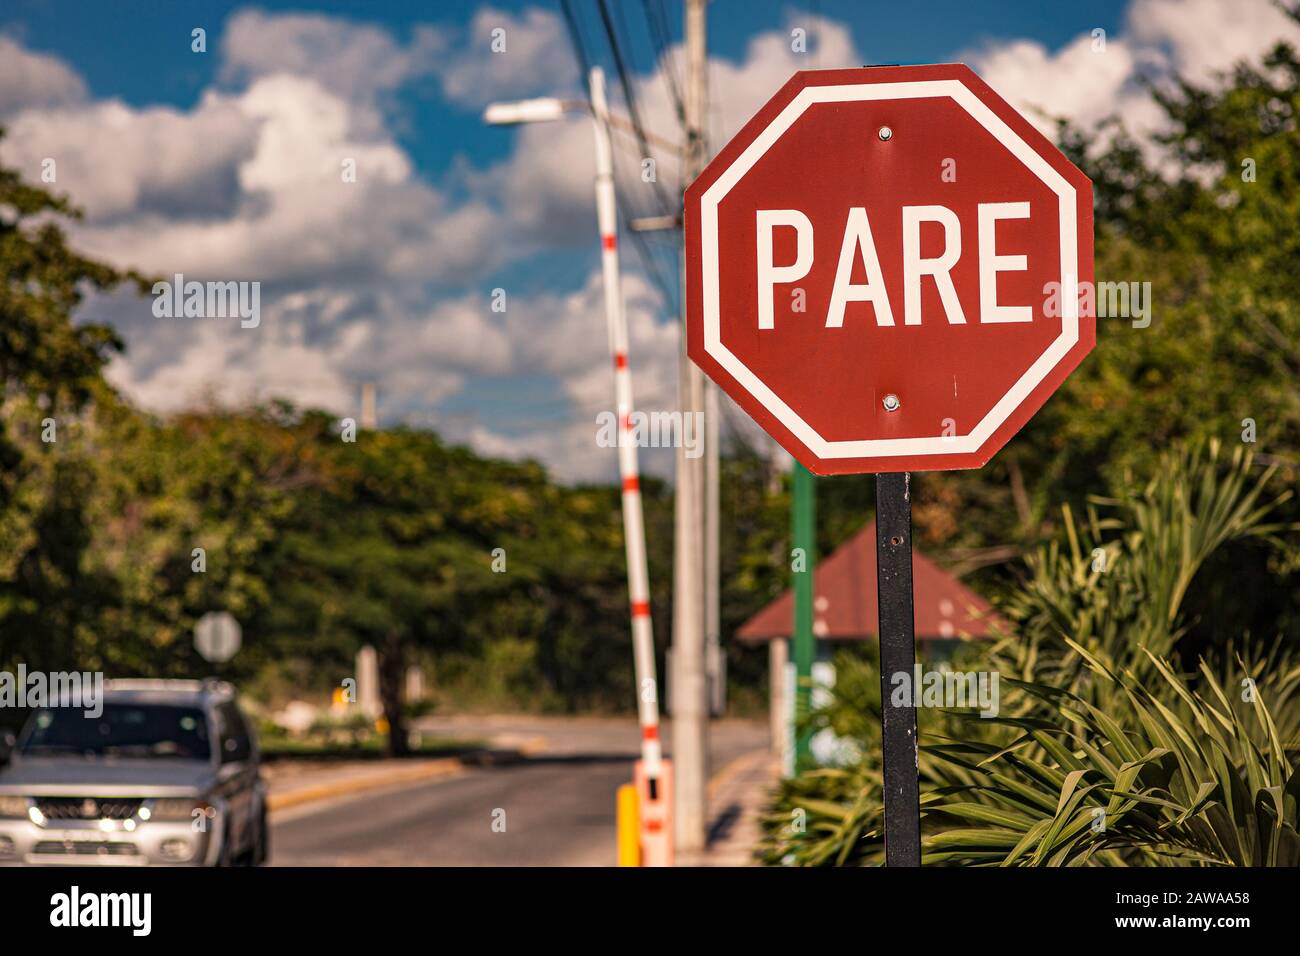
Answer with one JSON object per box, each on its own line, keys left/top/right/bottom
{"left": 377, "top": 292, "right": 515, "bottom": 379}
{"left": 968, "top": 34, "right": 1154, "bottom": 138}
{"left": 968, "top": 0, "right": 1300, "bottom": 142}
{"left": 5, "top": 73, "right": 502, "bottom": 286}
{"left": 0, "top": 35, "right": 86, "bottom": 118}
{"left": 103, "top": 307, "right": 353, "bottom": 416}
{"left": 3, "top": 93, "right": 259, "bottom": 221}
{"left": 1128, "top": 0, "right": 1300, "bottom": 84}
{"left": 451, "top": 269, "right": 682, "bottom": 481}
{"left": 0, "top": 15, "right": 513, "bottom": 446}
{"left": 438, "top": 6, "right": 576, "bottom": 108}
{"left": 89, "top": 261, "right": 681, "bottom": 484}
{"left": 219, "top": 9, "right": 442, "bottom": 108}
{"left": 708, "top": 15, "right": 861, "bottom": 144}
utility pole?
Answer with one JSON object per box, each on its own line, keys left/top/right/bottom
{"left": 671, "top": 0, "right": 711, "bottom": 854}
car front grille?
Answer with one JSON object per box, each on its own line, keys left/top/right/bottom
{"left": 32, "top": 840, "right": 139, "bottom": 857}
{"left": 35, "top": 797, "right": 143, "bottom": 821}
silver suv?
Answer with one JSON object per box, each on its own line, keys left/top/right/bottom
{"left": 0, "top": 679, "right": 268, "bottom": 866}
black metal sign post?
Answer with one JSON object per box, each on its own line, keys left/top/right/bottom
{"left": 874, "top": 472, "right": 922, "bottom": 866}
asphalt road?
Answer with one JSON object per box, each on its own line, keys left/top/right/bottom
{"left": 271, "top": 717, "right": 767, "bottom": 866}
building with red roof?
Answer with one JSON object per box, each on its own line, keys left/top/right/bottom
{"left": 738, "top": 520, "right": 1005, "bottom": 644}
{"left": 735, "top": 520, "right": 1007, "bottom": 763}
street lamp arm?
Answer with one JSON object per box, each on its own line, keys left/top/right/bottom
{"left": 483, "top": 96, "right": 681, "bottom": 155}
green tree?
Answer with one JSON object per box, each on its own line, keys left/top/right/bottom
{"left": 0, "top": 133, "right": 145, "bottom": 675}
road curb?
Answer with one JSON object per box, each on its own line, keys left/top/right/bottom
{"left": 267, "top": 757, "right": 465, "bottom": 814}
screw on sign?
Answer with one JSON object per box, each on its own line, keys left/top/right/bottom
{"left": 684, "top": 64, "right": 1095, "bottom": 865}
{"left": 194, "top": 612, "right": 241, "bottom": 664}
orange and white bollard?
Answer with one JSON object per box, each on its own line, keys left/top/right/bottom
{"left": 634, "top": 757, "right": 673, "bottom": 867}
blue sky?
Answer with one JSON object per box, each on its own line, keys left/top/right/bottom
{"left": 0, "top": 0, "right": 1289, "bottom": 479}
{"left": 2, "top": 1, "right": 1133, "bottom": 228}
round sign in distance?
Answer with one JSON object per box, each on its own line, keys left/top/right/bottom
{"left": 194, "top": 611, "right": 241, "bottom": 663}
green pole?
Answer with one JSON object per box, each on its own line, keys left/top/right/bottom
{"left": 792, "top": 461, "right": 816, "bottom": 771}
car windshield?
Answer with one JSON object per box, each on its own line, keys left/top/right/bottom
{"left": 20, "top": 703, "right": 211, "bottom": 760}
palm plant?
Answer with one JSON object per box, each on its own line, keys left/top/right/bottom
{"left": 925, "top": 647, "right": 1299, "bottom": 866}
{"left": 995, "top": 441, "right": 1289, "bottom": 716}
{"left": 759, "top": 441, "right": 1300, "bottom": 866}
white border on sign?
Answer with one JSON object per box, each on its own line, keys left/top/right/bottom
{"left": 699, "top": 79, "right": 1080, "bottom": 458}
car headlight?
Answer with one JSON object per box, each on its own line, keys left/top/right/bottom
{"left": 0, "top": 795, "right": 28, "bottom": 819}
{"left": 147, "top": 798, "right": 213, "bottom": 822}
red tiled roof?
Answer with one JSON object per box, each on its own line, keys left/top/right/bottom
{"left": 736, "top": 520, "right": 1006, "bottom": 642}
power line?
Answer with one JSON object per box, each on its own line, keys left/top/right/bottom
{"left": 559, "top": 0, "right": 594, "bottom": 82}
{"left": 595, "top": 0, "right": 684, "bottom": 314}
{"left": 596, "top": 0, "right": 679, "bottom": 219}
{"left": 612, "top": 0, "right": 641, "bottom": 76}
{"left": 560, "top": 0, "right": 680, "bottom": 316}
{"left": 605, "top": 128, "right": 682, "bottom": 315}
{"left": 643, "top": 0, "right": 687, "bottom": 131}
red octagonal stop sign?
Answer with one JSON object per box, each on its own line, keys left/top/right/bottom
{"left": 685, "top": 64, "right": 1094, "bottom": 475}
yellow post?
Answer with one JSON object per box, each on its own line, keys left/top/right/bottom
{"left": 616, "top": 783, "right": 641, "bottom": 867}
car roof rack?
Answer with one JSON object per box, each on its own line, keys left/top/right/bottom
{"left": 103, "top": 678, "right": 234, "bottom": 698}
{"left": 105, "top": 679, "right": 203, "bottom": 692}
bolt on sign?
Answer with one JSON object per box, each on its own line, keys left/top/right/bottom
{"left": 685, "top": 64, "right": 1095, "bottom": 867}
{"left": 685, "top": 64, "right": 1094, "bottom": 476}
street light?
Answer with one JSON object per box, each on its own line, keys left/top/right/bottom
{"left": 481, "top": 97, "right": 582, "bottom": 126}
{"left": 484, "top": 94, "right": 681, "bottom": 153}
